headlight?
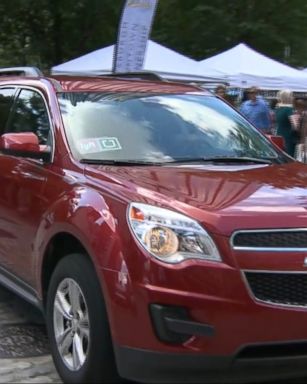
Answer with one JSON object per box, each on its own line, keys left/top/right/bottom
{"left": 127, "top": 203, "right": 221, "bottom": 264}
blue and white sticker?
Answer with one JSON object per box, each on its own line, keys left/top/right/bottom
{"left": 77, "top": 139, "right": 101, "bottom": 154}
{"left": 99, "top": 137, "right": 122, "bottom": 151}
{"left": 77, "top": 137, "right": 122, "bottom": 154}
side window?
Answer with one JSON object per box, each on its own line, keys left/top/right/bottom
{"left": 0, "top": 88, "right": 15, "bottom": 134}
{"left": 7, "top": 89, "right": 51, "bottom": 145}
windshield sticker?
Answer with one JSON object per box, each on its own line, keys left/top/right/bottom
{"left": 77, "top": 137, "right": 122, "bottom": 154}
{"left": 99, "top": 137, "right": 122, "bottom": 151}
{"left": 77, "top": 139, "right": 101, "bottom": 154}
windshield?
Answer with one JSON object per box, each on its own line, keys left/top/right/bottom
{"left": 58, "top": 92, "right": 286, "bottom": 164}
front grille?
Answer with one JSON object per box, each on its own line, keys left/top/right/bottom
{"left": 232, "top": 230, "right": 307, "bottom": 249}
{"left": 245, "top": 272, "right": 307, "bottom": 307}
{"left": 237, "top": 341, "right": 307, "bottom": 359}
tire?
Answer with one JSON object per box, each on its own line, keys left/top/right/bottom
{"left": 46, "top": 253, "right": 120, "bottom": 383}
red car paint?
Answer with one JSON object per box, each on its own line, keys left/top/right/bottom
{"left": 1, "top": 74, "right": 307, "bottom": 382}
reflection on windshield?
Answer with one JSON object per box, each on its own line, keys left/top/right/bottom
{"left": 58, "top": 92, "right": 283, "bottom": 163}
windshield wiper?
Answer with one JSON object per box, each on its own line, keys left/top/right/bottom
{"left": 80, "top": 156, "right": 273, "bottom": 166}
{"left": 204, "top": 156, "right": 272, "bottom": 164}
{"left": 79, "top": 158, "right": 163, "bottom": 166}
{"left": 164, "top": 156, "right": 273, "bottom": 164}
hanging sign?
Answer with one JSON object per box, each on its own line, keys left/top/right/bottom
{"left": 113, "top": 0, "right": 159, "bottom": 73}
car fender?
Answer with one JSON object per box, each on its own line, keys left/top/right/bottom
{"left": 34, "top": 186, "right": 126, "bottom": 294}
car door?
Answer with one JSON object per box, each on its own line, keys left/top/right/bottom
{"left": 0, "top": 87, "right": 53, "bottom": 286}
{"left": 0, "top": 87, "right": 17, "bottom": 267}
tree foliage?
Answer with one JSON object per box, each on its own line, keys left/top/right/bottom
{"left": 0, "top": 0, "right": 307, "bottom": 70}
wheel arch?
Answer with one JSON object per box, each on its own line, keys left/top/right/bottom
{"left": 41, "top": 232, "right": 90, "bottom": 306}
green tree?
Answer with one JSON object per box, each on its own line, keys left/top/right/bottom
{"left": 1, "top": 0, "right": 307, "bottom": 70}
{"left": 153, "top": 0, "right": 307, "bottom": 66}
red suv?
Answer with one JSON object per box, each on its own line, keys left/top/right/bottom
{"left": 0, "top": 67, "right": 307, "bottom": 383}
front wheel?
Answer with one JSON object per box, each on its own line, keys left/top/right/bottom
{"left": 46, "top": 253, "right": 119, "bottom": 383}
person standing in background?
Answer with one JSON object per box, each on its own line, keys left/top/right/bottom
{"left": 215, "top": 85, "right": 237, "bottom": 106}
{"left": 269, "top": 98, "right": 278, "bottom": 134}
{"left": 275, "top": 89, "right": 296, "bottom": 157}
{"left": 293, "top": 99, "right": 307, "bottom": 162}
{"left": 240, "top": 86, "right": 272, "bottom": 133}
{"left": 291, "top": 98, "right": 306, "bottom": 130}
{"left": 215, "top": 85, "right": 227, "bottom": 100}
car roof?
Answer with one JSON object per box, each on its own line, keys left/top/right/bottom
{"left": 0, "top": 67, "right": 210, "bottom": 95}
{"left": 49, "top": 75, "right": 206, "bottom": 94}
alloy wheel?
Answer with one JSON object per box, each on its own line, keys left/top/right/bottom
{"left": 53, "top": 278, "right": 90, "bottom": 371}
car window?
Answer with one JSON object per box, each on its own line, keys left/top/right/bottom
{"left": 58, "top": 92, "right": 284, "bottom": 163}
{"left": 0, "top": 88, "right": 15, "bottom": 133}
{"left": 7, "top": 89, "right": 51, "bottom": 145}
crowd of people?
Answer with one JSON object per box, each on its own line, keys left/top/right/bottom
{"left": 215, "top": 85, "right": 307, "bottom": 162}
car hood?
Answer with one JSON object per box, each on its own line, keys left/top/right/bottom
{"left": 84, "top": 162, "right": 307, "bottom": 235}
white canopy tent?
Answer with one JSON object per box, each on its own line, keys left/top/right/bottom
{"left": 198, "top": 43, "right": 307, "bottom": 91}
{"left": 51, "top": 40, "right": 223, "bottom": 82}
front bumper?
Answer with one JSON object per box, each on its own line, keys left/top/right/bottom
{"left": 100, "top": 237, "right": 307, "bottom": 383}
{"left": 102, "top": 264, "right": 307, "bottom": 353}
{"left": 115, "top": 344, "right": 307, "bottom": 383}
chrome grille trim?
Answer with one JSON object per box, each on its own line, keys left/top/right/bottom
{"left": 231, "top": 228, "right": 307, "bottom": 251}
{"left": 243, "top": 270, "right": 307, "bottom": 308}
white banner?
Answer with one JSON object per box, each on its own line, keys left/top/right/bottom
{"left": 113, "top": 0, "right": 159, "bottom": 73}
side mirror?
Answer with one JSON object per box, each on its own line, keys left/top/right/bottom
{"left": 0, "top": 132, "right": 51, "bottom": 161}
{"left": 265, "top": 134, "right": 285, "bottom": 151}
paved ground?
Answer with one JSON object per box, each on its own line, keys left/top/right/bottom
{"left": 0, "top": 285, "right": 61, "bottom": 383}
